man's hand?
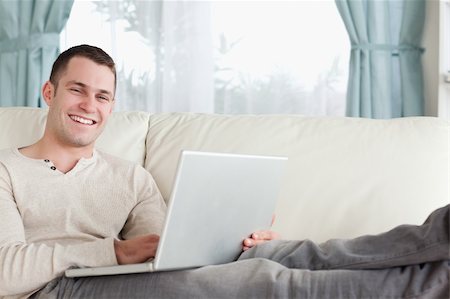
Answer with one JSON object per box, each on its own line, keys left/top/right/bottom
{"left": 242, "top": 214, "right": 280, "bottom": 251}
{"left": 242, "top": 230, "right": 280, "bottom": 251}
{"left": 114, "top": 234, "right": 160, "bottom": 264}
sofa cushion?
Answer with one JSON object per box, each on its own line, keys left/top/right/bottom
{"left": 0, "top": 107, "right": 47, "bottom": 149}
{"left": 145, "top": 113, "right": 449, "bottom": 242}
{"left": 0, "top": 107, "right": 150, "bottom": 166}
{"left": 96, "top": 111, "right": 150, "bottom": 166}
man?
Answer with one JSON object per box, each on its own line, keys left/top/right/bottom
{"left": 1, "top": 45, "right": 448, "bottom": 299}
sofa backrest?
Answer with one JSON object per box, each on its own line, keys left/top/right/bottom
{"left": 0, "top": 107, "right": 47, "bottom": 150}
{"left": 145, "top": 113, "right": 449, "bottom": 242}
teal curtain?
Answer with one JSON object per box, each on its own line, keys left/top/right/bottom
{"left": 335, "top": 0, "right": 425, "bottom": 118}
{"left": 0, "top": 0, "right": 73, "bottom": 107}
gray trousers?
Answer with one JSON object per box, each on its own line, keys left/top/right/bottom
{"left": 33, "top": 205, "right": 449, "bottom": 299}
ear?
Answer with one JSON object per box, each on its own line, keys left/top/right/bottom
{"left": 42, "top": 81, "right": 55, "bottom": 106}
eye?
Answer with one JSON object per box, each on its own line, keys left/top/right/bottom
{"left": 69, "top": 88, "right": 81, "bottom": 93}
{"left": 97, "top": 95, "right": 110, "bottom": 102}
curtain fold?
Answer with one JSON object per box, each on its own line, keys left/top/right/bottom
{"left": 159, "top": 1, "right": 214, "bottom": 113}
{"left": 0, "top": 0, "right": 73, "bottom": 107}
{"left": 335, "top": 0, "right": 425, "bottom": 118}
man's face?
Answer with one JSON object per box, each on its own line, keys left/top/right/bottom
{"left": 43, "top": 56, "right": 115, "bottom": 148}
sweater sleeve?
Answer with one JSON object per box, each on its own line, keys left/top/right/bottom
{"left": 0, "top": 164, "right": 118, "bottom": 297}
{"left": 120, "top": 166, "right": 167, "bottom": 239}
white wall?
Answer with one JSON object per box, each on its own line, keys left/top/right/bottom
{"left": 422, "top": 0, "right": 439, "bottom": 117}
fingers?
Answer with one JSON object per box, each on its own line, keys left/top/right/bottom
{"left": 252, "top": 230, "right": 280, "bottom": 241}
{"left": 242, "top": 238, "right": 265, "bottom": 251}
{"left": 242, "top": 230, "right": 281, "bottom": 251}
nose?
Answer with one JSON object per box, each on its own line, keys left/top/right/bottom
{"left": 79, "top": 93, "right": 96, "bottom": 113}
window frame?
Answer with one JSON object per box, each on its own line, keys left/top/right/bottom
{"left": 438, "top": 0, "right": 450, "bottom": 119}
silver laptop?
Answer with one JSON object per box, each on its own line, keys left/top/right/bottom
{"left": 66, "top": 150, "right": 287, "bottom": 277}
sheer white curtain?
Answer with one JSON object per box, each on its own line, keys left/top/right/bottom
{"left": 160, "top": 2, "right": 214, "bottom": 112}
{"left": 61, "top": 0, "right": 349, "bottom": 115}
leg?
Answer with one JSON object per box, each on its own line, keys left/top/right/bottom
{"left": 33, "top": 259, "right": 449, "bottom": 299}
{"left": 240, "top": 205, "right": 449, "bottom": 270}
{"left": 32, "top": 205, "right": 448, "bottom": 298}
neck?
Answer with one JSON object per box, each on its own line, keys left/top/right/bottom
{"left": 20, "top": 136, "right": 95, "bottom": 173}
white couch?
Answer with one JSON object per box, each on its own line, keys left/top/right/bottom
{"left": 1, "top": 107, "right": 448, "bottom": 242}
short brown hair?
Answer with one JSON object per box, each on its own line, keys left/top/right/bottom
{"left": 50, "top": 44, "right": 116, "bottom": 92}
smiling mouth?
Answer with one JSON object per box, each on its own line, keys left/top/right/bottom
{"left": 69, "top": 115, "right": 97, "bottom": 125}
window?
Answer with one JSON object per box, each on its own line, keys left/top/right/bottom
{"left": 61, "top": 0, "right": 349, "bottom": 115}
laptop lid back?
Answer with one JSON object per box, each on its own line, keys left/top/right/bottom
{"left": 153, "top": 151, "right": 287, "bottom": 271}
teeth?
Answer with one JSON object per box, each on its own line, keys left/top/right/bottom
{"left": 70, "top": 115, "right": 94, "bottom": 125}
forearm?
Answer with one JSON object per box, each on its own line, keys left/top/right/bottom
{"left": 0, "top": 238, "right": 117, "bottom": 296}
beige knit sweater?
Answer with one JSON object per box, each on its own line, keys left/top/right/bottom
{"left": 0, "top": 148, "right": 167, "bottom": 298}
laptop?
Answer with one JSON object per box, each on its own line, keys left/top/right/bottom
{"left": 65, "top": 150, "right": 287, "bottom": 277}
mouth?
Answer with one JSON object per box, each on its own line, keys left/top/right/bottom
{"left": 69, "top": 114, "right": 97, "bottom": 125}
